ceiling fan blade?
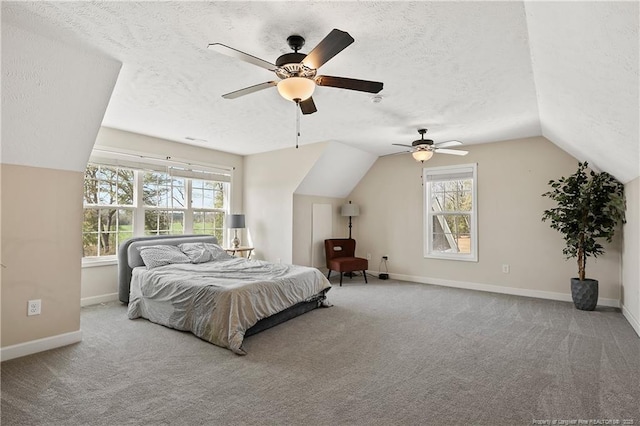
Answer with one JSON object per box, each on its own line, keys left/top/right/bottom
{"left": 392, "top": 143, "right": 414, "bottom": 148}
{"left": 381, "top": 150, "right": 411, "bottom": 157}
{"left": 434, "top": 140, "right": 462, "bottom": 148}
{"left": 435, "top": 148, "right": 469, "bottom": 156}
{"left": 208, "top": 43, "right": 278, "bottom": 72}
{"left": 222, "top": 81, "right": 277, "bottom": 99}
{"left": 316, "top": 75, "right": 383, "bottom": 93}
{"left": 299, "top": 97, "right": 317, "bottom": 115}
{"left": 302, "top": 29, "right": 354, "bottom": 69}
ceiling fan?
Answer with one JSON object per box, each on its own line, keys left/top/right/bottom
{"left": 207, "top": 29, "right": 384, "bottom": 115}
{"left": 392, "top": 129, "right": 469, "bottom": 162}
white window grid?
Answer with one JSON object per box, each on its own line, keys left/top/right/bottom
{"left": 83, "top": 163, "right": 230, "bottom": 259}
{"left": 423, "top": 163, "right": 478, "bottom": 262}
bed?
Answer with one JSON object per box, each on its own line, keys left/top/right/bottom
{"left": 118, "top": 235, "right": 331, "bottom": 354}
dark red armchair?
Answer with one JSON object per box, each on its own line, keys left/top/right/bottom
{"left": 324, "top": 239, "right": 368, "bottom": 286}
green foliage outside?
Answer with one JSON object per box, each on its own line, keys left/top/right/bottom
{"left": 83, "top": 165, "right": 227, "bottom": 257}
{"left": 83, "top": 165, "right": 134, "bottom": 256}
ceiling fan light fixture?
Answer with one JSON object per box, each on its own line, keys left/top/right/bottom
{"left": 412, "top": 149, "right": 434, "bottom": 163}
{"left": 277, "top": 77, "right": 315, "bottom": 102}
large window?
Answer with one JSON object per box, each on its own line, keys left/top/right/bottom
{"left": 423, "top": 163, "right": 477, "bottom": 261}
{"left": 83, "top": 158, "right": 230, "bottom": 261}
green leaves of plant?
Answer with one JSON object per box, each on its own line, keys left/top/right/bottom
{"left": 542, "top": 162, "right": 626, "bottom": 280}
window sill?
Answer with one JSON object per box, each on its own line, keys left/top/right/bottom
{"left": 82, "top": 258, "right": 118, "bottom": 268}
{"left": 425, "top": 254, "right": 478, "bottom": 262}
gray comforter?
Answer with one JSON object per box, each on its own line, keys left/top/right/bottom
{"left": 127, "top": 257, "right": 331, "bottom": 354}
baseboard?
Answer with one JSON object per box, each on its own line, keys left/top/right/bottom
{"left": 1, "top": 330, "right": 83, "bottom": 362}
{"left": 621, "top": 304, "right": 640, "bottom": 338}
{"left": 367, "top": 270, "right": 620, "bottom": 308}
{"left": 80, "top": 292, "right": 119, "bottom": 307}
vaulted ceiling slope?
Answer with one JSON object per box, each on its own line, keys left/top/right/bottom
{"left": 2, "top": 2, "right": 638, "bottom": 182}
{"left": 525, "top": 2, "right": 639, "bottom": 183}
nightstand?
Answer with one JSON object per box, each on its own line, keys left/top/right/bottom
{"left": 224, "top": 246, "right": 254, "bottom": 259}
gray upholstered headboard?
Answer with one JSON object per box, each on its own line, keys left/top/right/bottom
{"left": 118, "top": 234, "right": 218, "bottom": 303}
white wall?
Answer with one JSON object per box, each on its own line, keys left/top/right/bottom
{"left": 1, "top": 23, "right": 121, "bottom": 173}
{"left": 292, "top": 194, "right": 348, "bottom": 267}
{"left": 295, "top": 142, "right": 377, "bottom": 198}
{"left": 244, "top": 140, "right": 377, "bottom": 264}
{"left": 244, "top": 142, "right": 328, "bottom": 264}
{"left": 80, "top": 127, "right": 245, "bottom": 302}
{"left": 348, "top": 136, "right": 623, "bottom": 305}
{"left": 622, "top": 177, "right": 640, "bottom": 336}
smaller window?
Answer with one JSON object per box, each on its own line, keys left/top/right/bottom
{"left": 423, "top": 163, "right": 478, "bottom": 261}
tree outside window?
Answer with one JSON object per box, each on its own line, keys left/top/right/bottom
{"left": 82, "top": 165, "right": 134, "bottom": 257}
{"left": 82, "top": 163, "right": 230, "bottom": 260}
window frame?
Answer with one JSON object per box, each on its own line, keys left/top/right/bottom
{"left": 423, "top": 163, "right": 478, "bottom": 262}
{"left": 82, "top": 156, "right": 232, "bottom": 264}
{"left": 82, "top": 164, "right": 136, "bottom": 259}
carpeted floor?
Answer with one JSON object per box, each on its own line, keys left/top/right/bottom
{"left": 2, "top": 276, "right": 639, "bottom": 425}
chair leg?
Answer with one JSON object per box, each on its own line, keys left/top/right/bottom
{"left": 340, "top": 272, "right": 343, "bottom": 286}
{"left": 363, "top": 271, "right": 368, "bottom": 283}
{"left": 327, "top": 270, "right": 331, "bottom": 280}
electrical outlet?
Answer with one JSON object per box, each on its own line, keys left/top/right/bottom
{"left": 366, "top": 253, "right": 371, "bottom": 260}
{"left": 28, "top": 299, "right": 41, "bottom": 316}
{"left": 502, "top": 264, "right": 510, "bottom": 274}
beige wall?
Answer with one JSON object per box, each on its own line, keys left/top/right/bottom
{"left": 292, "top": 194, "right": 348, "bottom": 267}
{"left": 81, "top": 127, "right": 245, "bottom": 302}
{"left": 349, "top": 136, "right": 623, "bottom": 302}
{"left": 622, "top": 177, "right": 640, "bottom": 335}
{"left": 1, "top": 164, "right": 83, "bottom": 346}
{"left": 244, "top": 142, "right": 328, "bottom": 264}
{"left": 1, "top": 22, "right": 120, "bottom": 355}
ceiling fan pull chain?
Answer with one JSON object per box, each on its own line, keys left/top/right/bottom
{"left": 297, "top": 102, "right": 301, "bottom": 147}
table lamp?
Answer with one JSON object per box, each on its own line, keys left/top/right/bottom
{"left": 226, "top": 214, "right": 245, "bottom": 248}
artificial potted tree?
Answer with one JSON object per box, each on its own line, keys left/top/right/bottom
{"left": 542, "top": 162, "right": 626, "bottom": 311}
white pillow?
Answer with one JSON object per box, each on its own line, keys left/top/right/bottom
{"left": 138, "top": 245, "right": 191, "bottom": 269}
{"left": 179, "top": 242, "right": 214, "bottom": 264}
{"left": 202, "top": 243, "right": 233, "bottom": 261}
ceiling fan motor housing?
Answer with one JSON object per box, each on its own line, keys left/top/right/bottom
{"left": 275, "top": 52, "right": 316, "bottom": 79}
{"left": 413, "top": 139, "right": 434, "bottom": 147}
{"left": 412, "top": 129, "right": 433, "bottom": 147}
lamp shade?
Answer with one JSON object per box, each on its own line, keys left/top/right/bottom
{"left": 341, "top": 202, "right": 360, "bottom": 217}
{"left": 226, "top": 214, "right": 245, "bottom": 229}
{"left": 277, "top": 77, "right": 315, "bottom": 102}
{"left": 412, "top": 150, "right": 434, "bottom": 162}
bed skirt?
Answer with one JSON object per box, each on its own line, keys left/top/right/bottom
{"left": 245, "top": 289, "right": 330, "bottom": 337}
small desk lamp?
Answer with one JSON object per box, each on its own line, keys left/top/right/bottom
{"left": 340, "top": 201, "right": 360, "bottom": 239}
{"left": 226, "top": 214, "right": 245, "bottom": 248}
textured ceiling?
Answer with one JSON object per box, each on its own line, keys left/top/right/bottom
{"left": 2, "top": 1, "right": 638, "bottom": 181}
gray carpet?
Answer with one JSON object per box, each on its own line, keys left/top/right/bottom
{"left": 2, "top": 276, "right": 640, "bottom": 425}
